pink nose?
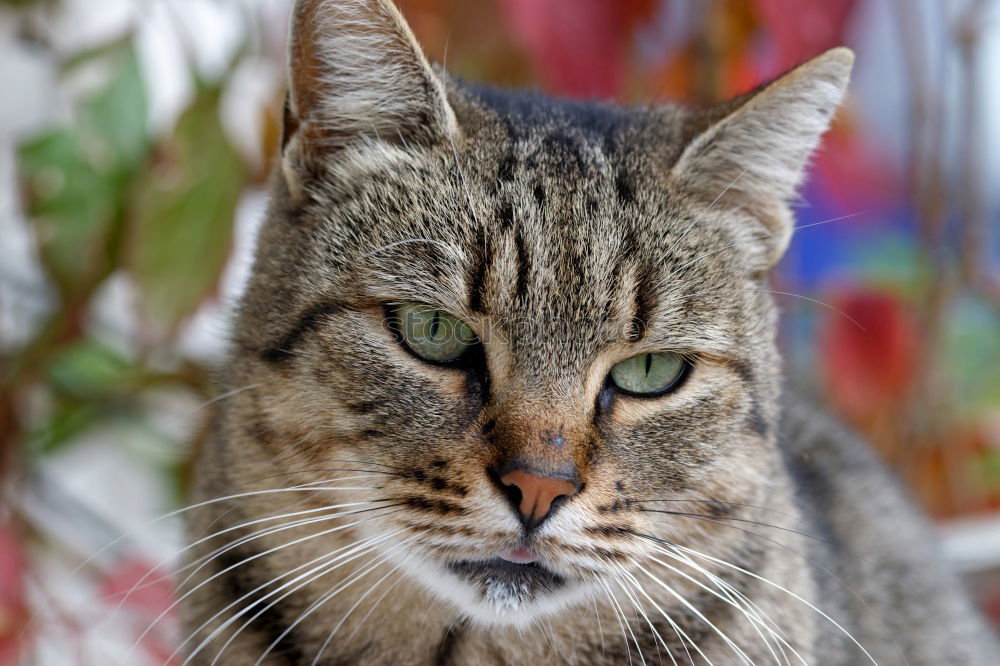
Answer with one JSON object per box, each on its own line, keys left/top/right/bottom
{"left": 499, "top": 469, "right": 580, "bottom": 527}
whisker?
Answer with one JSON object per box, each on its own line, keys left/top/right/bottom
{"left": 631, "top": 531, "right": 878, "bottom": 665}
{"left": 209, "top": 533, "right": 413, "bottom": 665}
{"left": 628, "top": 558, "right": 753, "bottom": 665}
{"left": 106, "top": 494, "right": 390, "bottom": 623}
{"left": 252, "top": 535, "right": 421, "bottom": 665}
{"left": 659, "top": 208, "right": 877, "bottom": 290}
{"left": 630, "top": 498, "right": 796, "bottom": 521}
{"left": 675, "top": 544, "right": 877, "bottom": 664}
{"left": 134, "top": 504, "right": 405, "bottom": 658}
{"left": 596, "top": 573, "right": 644, "bottom": 665}
{"left": 360, "top": 238, "right": 465, "bottom": 261}
{"left": 614, "top": 563, "right": 708, "bottom": 666}
{"left": 192, "top": 382, "right": 266, "bottom": 412}
{"left": 173, "top": 501, "right": 403, "bottom": 602}
{"left": 659, "top": 549, "right": 803, "bottom": 666}
{"left": 343, "top": 552, "right": 429, "bottom": 643}
{"left": 231, "top": 467, "right": 402, "bottom": 489}
{"left": 588, "top": 590, "right": 608, "bottom": 665}
{"left": 641, "top": 550, "right": 798, "bottom": 665}
{"left": 173, "top": 529, "right": 402, "bottom": 664}
{"left": 682, "top": 288, "right": 867, "bottom": 331}
{"left": 311, "top": 549, "right": 419, "bottom": 664}
{"left": 635, "top": 508, "right": 875, "bottom": 563}
{"left": 67, "top": 482, "right": 398, "bottom": 584}
{"left": 611, "top": 568, "right": 677, "bottom": 666}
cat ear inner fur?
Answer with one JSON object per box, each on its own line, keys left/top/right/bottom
{"left": 671, "top": 48, "right": 854, "bottom": 267}
{"left": 282, "top": 0, "right": 458, "bottom": 186}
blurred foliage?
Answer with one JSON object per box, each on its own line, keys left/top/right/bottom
{"left": 20, "top": 44, "right": 146, "bottom": 298}
{"left": 128, "top": 85, "right": 245, "bottom": 331}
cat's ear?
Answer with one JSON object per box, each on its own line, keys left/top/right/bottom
{"left": 670, "top": 48, "right": 854, "bottom": 267}
{"left": 281, "top": 0, "right": 457, "bottom": 174}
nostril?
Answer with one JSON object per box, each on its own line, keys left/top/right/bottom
{"left": 487, "top": 466, "right": 523, "bottom": 513}
{"left": 501, "top": 478, "right": 523, "bottom": 509}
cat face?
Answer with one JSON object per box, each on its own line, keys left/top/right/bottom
{"left": 229, "top": 0, "right": 851, "bottom": 628}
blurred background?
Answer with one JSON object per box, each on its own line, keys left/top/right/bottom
{"left": 1, "top": 0, "right": 998, "bottom": 662}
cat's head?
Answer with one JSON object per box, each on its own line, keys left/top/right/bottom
{"left": 231, "top": 0, "right": 851, "bottom": 628}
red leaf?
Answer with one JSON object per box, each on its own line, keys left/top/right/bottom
{"left": 811, "top": 121, "right": 902, "bottom": 214}
{"left": 497, "top": 0, "right": 654, "bottom": 98}
{"left": 820, "top": 287, "right": 919, "bottom": 423}
{"left": 98, "top": 556, "right": 175, "bottom": 618}
{"left": 0, "top": 523, "right": 29, "bottom": 666}
{"left": 98, "top": 556, "right": 179, "bottom": 663}
{"left": 753, "top": 0, "right": 857, "bottom": 72}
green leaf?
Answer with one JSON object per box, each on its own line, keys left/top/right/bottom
{"left": 942, "top": 296, "right": 1000, "bottom": 418}
{"left": 19, "top": 130, "right": 117, "bottom": 291}
{"left": 47, "top": 338, "right": 134, "bottom": 399}
{"left": 81, "top": 47, "right": 148, "bottom": 170}
{"left": 18, "top": 44, "right": 148, "bottom": 294}
{"left": 128, "top": 87, "right": 245, "bottom": 333}
{"left": 28, "top": 402, "right": 101, "bottom": 455}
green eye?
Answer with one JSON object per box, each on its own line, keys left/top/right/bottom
{"left": 609, "top": 352, "right": 688, "bottom": 396}
{"left": 395, "top": 303, "right": 476, "bottom": 363}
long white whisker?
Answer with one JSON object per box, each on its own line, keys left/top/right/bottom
{"left": 192, "top": 382, "right": 265, "bottom": 411}
{"left": 204, "top": 532, "right": 410, "bottom": 665}
{"left": 612, "top": 569, "right": 678, "bottom": 666}
{"left": 641, "top": 549, "right": 798, "bottom": 666}
{"left": 658, "top": 208, "right": 875, "bottom": 291}
{"left": 660, "top": 546, "right": 800, "bottom": 666}
{"left": 673, "top": 544, "right": 877, "bottom": 665}
{"left": 310, "top": 549, "right": 418, "bottom": 664}
{"left": 69, "top": 482, "right": 392, "bottom": 584}
{"left": 361, "top": 238, "right": 465, "bottom": 261}
{"left": 615, "top": 563, "right": 702, "bottom": 666}
{"left": 628, "top": 558, "right": 753, "bottom": 665}
{"left": 343, "top": 551, "right": 429, "bottom": 643}
{"left": 680, "top": 287, "right": 867, "bottom": 331}
{"left": 172, "top": 502, "right": 401, "bottom": 605}
{"left": 107, "top": 484, "right": 387, "bottom": 622}
{"left": 588, "top": 590, "right": 608, "bottom": 665}
{"left": 252, "top": 535, "right": 420, "bottom": 665}
{"left": 134, "top": 505, "right": 403, "bottom": 657}
{"left": 597, "top": 573, "right": 644, "bottom": 665}
{"left": 173, "top": 529, "right": 401, "bottom": 664}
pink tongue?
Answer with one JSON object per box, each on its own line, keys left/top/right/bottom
{"left": 499, "top": 547, "right": 538, "bottom": 565}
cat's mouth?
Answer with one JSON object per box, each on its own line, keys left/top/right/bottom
{"left": 447, "top": 554, "right": 566, "bottom": 612}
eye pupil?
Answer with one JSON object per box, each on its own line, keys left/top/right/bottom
{"left": 430, "top": 311, "right": 441, "bottom": 339}
{"left": 644, "top": 353, "right": 652, "bottom": 376}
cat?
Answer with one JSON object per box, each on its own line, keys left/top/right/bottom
{"left": 179, "top": 0, "right": 1000, "bottom": 663}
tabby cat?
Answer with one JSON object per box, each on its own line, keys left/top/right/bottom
{"left": 180, "top": 0, "right": 1000, "bottom": 663}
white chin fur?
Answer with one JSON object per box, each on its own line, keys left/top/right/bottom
{"left": 399, "top": 557, "right": 593, "bottom": 628}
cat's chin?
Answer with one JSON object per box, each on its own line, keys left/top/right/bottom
{"left": 401, "top": 557, "right": 592, "bottom": 627}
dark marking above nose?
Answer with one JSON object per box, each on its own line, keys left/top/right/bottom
{"left": 542, "top": 429, "right": 565, "bottom": 448}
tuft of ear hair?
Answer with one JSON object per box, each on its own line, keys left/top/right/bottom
{"left": 671, "top": 47, "right": 854, "bottom": 268}
{"left": 283, "top": 0, "right": 457, "bottom": 168}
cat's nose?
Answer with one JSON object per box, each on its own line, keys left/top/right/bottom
{"left": 497, "top": 468, "right": 580, "bottom": 529}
